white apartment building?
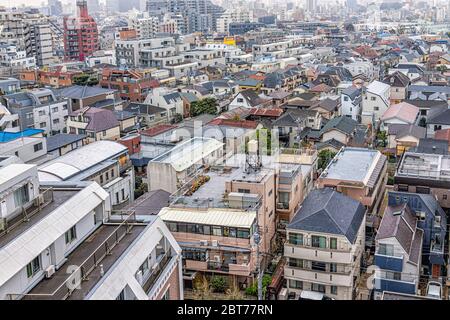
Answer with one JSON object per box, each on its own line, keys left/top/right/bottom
{"left": 216, "top": 9, "right": 253, "bottom": 34}
{"left": 0, "top": 136, "right": 47, "bottom": 164}
{"left": 284, "top": 188, "right": 366, "bottom": 300}
{"left": 0, "top": 43, "right": 36, "bottom": 69}
{"left": 344, "top": 61, "right": 378, "bottom": 81}
{"left": 361, "top": 81, "right": 391, "bottom": 126}
{"left": 129, "top": 16, "right": 160, "bottom": 39}
{"left": 0, "top": 164, "right": 183, "bottom": 300}
{"left": 341, "top": 86, "right": 362, "bottom": 122}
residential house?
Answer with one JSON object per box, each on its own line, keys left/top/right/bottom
{"left": 361, "top": 80, "right": 391, "bottom": 126}
{"left": 317, "top": 147, "right": 387, "bottom": 214}
{"left": 341, "top": 86, "right": 362, "bottom": 122}
{"left": 59, "top": 85, "right": 119, "bottom": 112}
{"left": 284, "top": 188, "right": 366, "bottom": 300}
{"left": 387, "top": 124, "right": 426, "bottom": 155}
{"left": 67, "top": 107, "right": 121, "bottom": 143}
{"left": 382, "top": 71, "right": 410, "bottom": 104}
{"left": 380, "top": 102, "right": 419, "bottom": 131}
{"left": 228, "top": 89, "right": 271, "bottom": 111}
{"left": 373, "top": 203, "right": 423, "bottom": 299}
{"left": 46, "top": 133, "right": 86, "bottom": 156}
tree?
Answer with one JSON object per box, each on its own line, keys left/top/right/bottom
{"left": 72, "top": 73, "right": 99, "bottom": 86}
{"left": 318, "top": 150, "right": 337, "bottom": 170}
{"left": 193, "top": 274, "right": 212, "bottom": 300}
{"left": 418, "top": 117, "right": 427, "bottom": 128}
{"left": 171, "top": 113, "right": 183, "bottom": 124}
{"left": 210, "top": 276, "right": 227, "bottom": 293}
{"left": 226, "top": 278, "right": 243, "bottom": 300}
{"left": 190, "top": 98, "right": 217, "bottom": 117}
{"left": 377, "top": 131, "right": 387, "bottom": 147}
{"left": 134, "top": 176, "right": 148, "bottom": 199}
{"left": 245, "top": 275, "right": 272, "bottom": 298}
{"left": 256, "top": 128, "right": 272, "bottom": 156}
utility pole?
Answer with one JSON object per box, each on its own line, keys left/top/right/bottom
{"left": 254, "top": 212, "right": 263, "bottom": 300}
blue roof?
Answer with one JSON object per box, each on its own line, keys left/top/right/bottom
{"left": 0, "top": 129, "right": 44, "bottom": 143}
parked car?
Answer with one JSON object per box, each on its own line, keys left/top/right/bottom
{"left": 298, "top": 290, "right": 334, "bottom": 300}
{"left": 426, "top": 281, "right": 442, "bottom": 300}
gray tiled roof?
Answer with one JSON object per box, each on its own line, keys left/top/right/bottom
{"left": 59, "top": 85, "right": 116, "bottom": 99}
{"left": 46, "top": 133, "right": 86, "bottom": 152}
{"left": 288, "top": 188, "right": 366, "bottom": 243}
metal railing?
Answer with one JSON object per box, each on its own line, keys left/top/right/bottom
{"left": 6, "top": 212, "right": 137, "bottom": 300}
{"left": 207, "top": 261, "right": 230, "bottom": 272}
{"left": 142, "top": 253, "right": 172, "bottom": 294}
{"left": 0, "top": 188, "right": 54, "bottom": 237}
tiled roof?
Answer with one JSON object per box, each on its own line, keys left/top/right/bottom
{"left": 381, "top": 102, "right": 419, "bottom": 123}
{"left": 141, "top": 124, "right": 177, "bottom": 137}
{"left": 288, "top": 188, "right": 366, "bottom": 243}
{"left": 248, "top": 108, "right": 283, "bottom": 117}
{"left": 207, "top": 118, "right": 259, "bottom": 129}
{"left": 71, "top": 107, "right": 119, "bottom": 132}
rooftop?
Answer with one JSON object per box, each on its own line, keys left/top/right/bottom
{"left": 396, "top": 151, "right": 450, "bottom": 182}
{"left": 321, "top": 147, "right": 386, "bottom": 187}
{"left": 159, "top": 207, "right": 257, "bottom": 229}
{"left": 38, "top": 141, "right": 127, "bottom": 182}
{"left": 0, "top": 129, "right": 44, "bottom": 143}
{"left": 151, "top": 137, "right": 223, "bottom": 172}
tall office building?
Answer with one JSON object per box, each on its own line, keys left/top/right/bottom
{"left": 63, "top": 0, "right": 99, "bottom": 61}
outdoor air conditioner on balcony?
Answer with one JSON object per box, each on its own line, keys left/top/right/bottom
{"left": 45, "top": 265, "right": 55, "bottom": 278}
{"left": 214, "top": 256, "right": 220, "bottom": 262}
{"left": 211, "top": 240, "right": 218, "bottom": 247}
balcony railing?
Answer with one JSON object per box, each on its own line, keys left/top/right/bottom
{"left": 207, "top": 261, "right": 230, "bottom": 272}
{"left": 142, "top": 253, "right": 172, "bottom": 294}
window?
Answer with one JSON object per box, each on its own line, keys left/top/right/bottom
{"left": 39, "top": 122, "right": 46, "bottom": 128}
{"left": 116, "top": 289, "right": 126, "bottom": 300}
{"left": 385, "top": 271, "right": 401, "bottom": 280}
{"left": 311, "top": 283, "right": 326, "bottom": 293}
{"left": 289, "top": 233, "right": 303, "bottom": 245}
{"left": 102, "top": 130, "right": 107, "bottom": 136}
{"left": 397, "top": 184, "right": 409, "bottom": 192}
{"left": 38, "top": 110, "right": 46, "bottom": 116}
{"left": 212, "top": 226, "right": 222, "bottom": 236}
{"left": 178, "top": 223, "right": 187, "bottom": 233}
{"left": 14, "top": 184, "right": 29, "bottom": 207}
{"left": 416, "top": 186, "right": 430, "bottom": 194}
{"left": 167, "top": 222, "right": 177, "bottom": 232}
{"left": 65, "top": 226, "right": 77, "bottom": 244}
{"left": 105, "top": 171, "right": 109, "bottom": 181}
{"left": 53, "top": 118, "right": 60, "bottom": 125}
{"left": 311, "top": 235, "right": 326, "bottom": 248}
{"left": 443, "top": 194, "right": 448, "bottom": 200}
{"left": 100, "top": 175, "right": 104, "bottom": 184}
{"left": 371, "top": 97, "right": 376, "bottom": 101}
{"left": 288, "top": 279, "right": 303, "bottom": 289}
{"left": 137, "top": 259, "right": 149, "bottom": 278}
{"left": 329, "top": 263, "right": 337, "bottom": 273}
{"left": 203, "top": 225, "right": 211, "bottom": 235}
{"left": 26, "top": 256, "right": 41, "bottom": 278}
{"left": 330, "top": 286, "right": 338, "bottom": 295}
{"left": 115, "top": 192, "right": 119, "bottom": 203}
{"left": 34, "top": 142, "right": 43, "bottom": 152}
{"left": 378, "top": 243, "right": 394, "bottom": 256}
{"left": 52, "top": 107, "right": 58, "bottom": 113}
{"left": 121, "top": 189, "right": 125, "bottom": 200}
{"left": 330, "top": 237, "right": 337, "bottom": 250}
{"left": 26, "top": 112, "right": 33, "bottom": 119}
{"left": 237, "top": 228, "right": 250, "bottom": 239}
{"left": 111, "top": 169, "right": 114, "bottom": 178}
{"left": 311, "top": 261, "right": 326, "bottom": 272}
{"left": 238, "top": 188, "right": 250, "bottom": 194}
{"left": 187, "top": 224, "right": 196, "bottom": 233}
{"left": 374, "top": 106, "right": 379, "bottom": 111}
{"left": 288, "top": 258, "right": 304, "bottom": 268}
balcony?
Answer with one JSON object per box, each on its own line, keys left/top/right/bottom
{"left": 374, "top": 276, "right": 416, "bottom": 295}
{"left": 284, "top": 243, "right": 353, "bottom": 264}
{"left": 284, "top": 265, "right": 353, "bottom": 287}
{"left": 374, "top": 253, "right": 403, "bottom": 272}
{"left": 207, "top": 261, "right": 229, "bottom": 272}
{"left": 142, "top": 253, "right": 172, "bottom": 294}
{"left": 185, "top": 259, "right": 208, "bottom": 271}
{"left": 228, "top": 263, "right": 251, "bottom": 276}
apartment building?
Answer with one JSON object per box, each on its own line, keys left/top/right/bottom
{"left": 38, "top": 140, "right": 134, "bottom": 209}
{"left": 129, "top": 16, "right": 160, "bottom": 39}
{"left": 99, "top": 68, "right": 159, "bottom": 102}
{"left": 0, "top": 43, "right": 36, "bottom": 69}
{"left": 1, "top": 88, "right": 69, "bottom": 135}
{"left": 394, "top": 150, "right": 450, "bottom": 209}
{"left": 63, "top": 0, "right": 99, "bottom": 61}
{"left": 284, "top": 188, "right": 366, "bottom": 300}
{"left": 0, "top": 164, "right": 182, "bottom": 300}
{"left": 317, "top": 147, "right": 387, "bottom": 214}
{"left": 159, "top": 199, "right": 258, "bottom": 290}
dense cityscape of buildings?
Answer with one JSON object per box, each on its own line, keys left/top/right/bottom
{"left": 0, "top": 0, "right": 449, "bottom": 302}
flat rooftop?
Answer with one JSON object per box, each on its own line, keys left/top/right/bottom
{"left": 25, "top": 224, "right": 147, "bottom": 300}
{"left": 397, "top": 152, "right": 450, "bottom": 181}
{"left": 151, "top": 137, "right": 223, "bottom": 172}
{"left": 321, "top": 147, "right": 383, "bottom": 186}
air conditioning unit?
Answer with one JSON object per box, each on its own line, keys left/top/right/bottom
{"left": 45, "top": 265, "right": 55, "bottom": 278}
{"left": 214, "top": 256, "right": 220, "bottom": 262}
{"left": 200, "top": 240, "right": 208, "bottom": 246}
{"left": 211, "top": 240, "right": 218, "bottom": 247}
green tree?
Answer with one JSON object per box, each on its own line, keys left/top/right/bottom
{"left": 256, "top": 128, "right": 272, "bottom": 156}
{"left": 210, "top": 276, "right": 227, "bottom": 293}
{"left": 190, "top": 98, "right": 217, "bottom": 117}
{"left": 418, "top": 117, "right": 427, "bottom": 128}
{"left": 245, "top": 275, "right": 272, "bottom": 298}
{"left": 134, "top": 176, "right": 148, "bottom": 199}
{"left": 171, "top": 113, "right": 183, "bottom": 124}
{"left": 318, "top": 150, "right": 337, "bottom": 170}
{"left": 377, "top": 131, "right": 387, "bottom": 147}
{"left": 73, "top": 73, "right": 99, "bottom": 86}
